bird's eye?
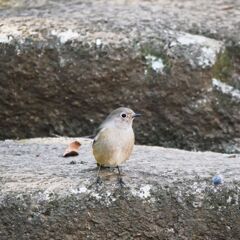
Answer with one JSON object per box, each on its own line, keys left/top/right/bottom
{"left": 121, "top": 113, "right": 127, "bottom": 118}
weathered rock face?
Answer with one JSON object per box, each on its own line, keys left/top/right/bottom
{"left": 0, "top": 138, "right": 240, "bottom": 240}
{"left": 0, "top": 0, "right": 239, "bottom": 153}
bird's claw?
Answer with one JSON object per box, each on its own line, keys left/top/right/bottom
{"left": 118, "top": 177, "right": 126, "bottom": 187}
{"left": 96, "top": 176, "right": 102, "bottom": 185}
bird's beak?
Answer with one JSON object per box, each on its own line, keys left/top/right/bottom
{"left": 133, "top": 113, "right": 141, "bottom": 118}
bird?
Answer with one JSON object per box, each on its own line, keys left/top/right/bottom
{"left": 92, "top": 107, "right": 141, "bottom": 186}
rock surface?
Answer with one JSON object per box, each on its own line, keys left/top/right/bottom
{"left": 0, "top": 0, "right": 239, "bottom": 152}
{"left": 0, "top": 138, "right": 240, "bottom": 239}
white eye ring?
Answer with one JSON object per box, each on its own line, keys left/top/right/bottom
{"left": 121, "top": 113, "right": 127, "bottom": 118}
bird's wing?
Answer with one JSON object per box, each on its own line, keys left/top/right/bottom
{"left": 93, "top": 115, "right": 114, "bottom": 141}
{"left": 93, "top": 127, "right": 107, "bottom": 145}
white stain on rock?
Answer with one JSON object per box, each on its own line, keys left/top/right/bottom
{"left": 70, "top": 186, "right": 90, "bottom": 195}
{"left": 51, "top": 29, "right": 79, "bottom": 44}
{"left": 95, "top": 38, "right": 102, "bottom": 47}
{"left": 145, "top": 55, "right": 165, "bottom": 73}
{"left": 227, "top": 196, "right": 232, "bottom": 204}
{"left": 90, "top": 192, "right": 102, "bottom": 200}
{"left": 90, "top": 190, "right": 116, "bottom": 206}
{"left": 78, "top": 186, "right": 89, "bottom": 194}
{"left": 139, "top": 185, "right": 151, "bottom": 198}
{"left": 70, "top": 186, "right": 117, "bottom": 206}
{"left": 197, "top": 46, "right": 217, "bottom": 68}
{"left": 132, "top": 185, "right": 152, "bottom": 199}
{"left": 0, "top": 34, "right": 11, "bottom": 43}
{"left": 177, "top": 34, "right": 210, "bottom": 46}
{"left": 190, "top": 96, "right": 210, "bottom": 110}
{"left": 212, "top": 78, "right": 240, "bottom": 102}
{"left": 185, "top": 181, "right": 208, "bottom": 208}
{"left": 0, "top": 26, "right": 21, "bottom": 43}
{"left": 35, "top": 190, "right": 55, "bottom": 202}
{"left": 59, "top": 56, "right": 67, "bottom": 67}
{"left": 171, "top": 32, "right": 223, "bottom": 68}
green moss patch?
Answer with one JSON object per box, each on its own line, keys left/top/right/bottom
{"left": 212, "top": 49, "right": 233, "bottom": 81}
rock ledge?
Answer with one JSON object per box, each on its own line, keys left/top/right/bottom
{"left": 0, "top": 138, "right": 240, "bottom": 239}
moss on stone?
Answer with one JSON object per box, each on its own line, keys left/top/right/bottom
{"left": 227, "top": 44, "right": 240, "bottom": 59}
{"left": 140, "top": 43, "right": 172, "bottom": 74}
{"left": 212, "top": 49, "right": 233, "bottom": 81}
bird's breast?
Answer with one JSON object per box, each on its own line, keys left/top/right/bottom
{"left": 92, "top": 127, "right": 135, "bottom": 166}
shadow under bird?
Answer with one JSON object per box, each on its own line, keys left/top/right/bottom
{"left": 92, "top": 107, "right": 141, "bottom": 186}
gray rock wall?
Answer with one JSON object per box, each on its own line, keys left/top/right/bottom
{"left": 0, "top": 138, "right": 240, "bottom": 239}
{"left": 0, "top": 0, "right": 240, "bottom": 152}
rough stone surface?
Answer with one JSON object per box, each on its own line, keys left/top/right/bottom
{"left": 0, "top": 138, "right": 240, "bottom": 239}
{"left": 0, "top": 0, "right": 240, "bottom": 152}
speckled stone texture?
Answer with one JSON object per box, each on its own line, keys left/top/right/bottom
{"left": 0, "top": 138, "right": 240, "bottom": 239}
{"left": 0, "top": 0, "right": 239, "bottom": 153}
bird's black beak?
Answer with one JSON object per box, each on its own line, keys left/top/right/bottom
{"left": 133, "top": 113, "right": 141, "bottom": 118}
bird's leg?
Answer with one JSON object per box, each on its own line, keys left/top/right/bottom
{"left": 96, "top": 165, "right": 102, "bottom": 184}
{"left": 117, "top": 166, "right": 125, "bottom": 187}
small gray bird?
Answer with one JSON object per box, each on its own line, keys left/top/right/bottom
{"left": 92, "top": 107, "right": 141, "bottom": 185}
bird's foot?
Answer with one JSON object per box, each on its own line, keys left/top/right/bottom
{"left": 117, "top": 177, "right": 126, "bottom": 188}
{"left": 96, "top": 176, "right": 102, "bottom": 185}
{"left": 89, "top": 176, "right": 103, "bottom": 191}
{"left": 87, "top": 176, "right": 102, "bottom": 190}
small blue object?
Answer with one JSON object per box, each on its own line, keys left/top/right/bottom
{"left": 212, "top": 175, "right": 223, "bottom": 185}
